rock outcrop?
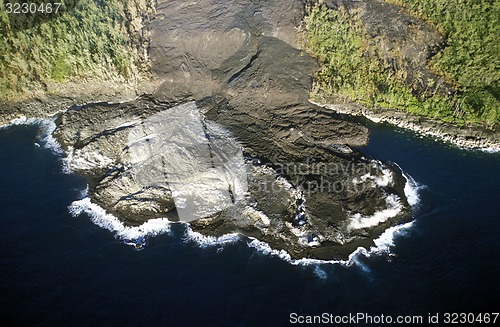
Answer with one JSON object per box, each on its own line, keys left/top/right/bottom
{"left": 53, "top": 0, "right": 412, "bottom": 259}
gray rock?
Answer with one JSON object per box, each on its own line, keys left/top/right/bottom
{"left": 55, "top": 95, "right": 410, "bottom": 259}
{"left": 52, "top": 0, "right": 412, "bottom": 259}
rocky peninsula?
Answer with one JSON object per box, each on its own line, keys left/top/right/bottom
{"left": 49, "top": 0, "right": 413, "bottom": 259}
{"left": 2, "top": 0, "right": 496, "bottom": 259}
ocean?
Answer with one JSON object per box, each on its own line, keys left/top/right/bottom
{"left": 0, "top": 116, "right": 499, "bottom": 326}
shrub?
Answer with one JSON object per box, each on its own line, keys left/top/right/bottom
{"left": 304, "top": 2, "right": 499, "bottom": 128}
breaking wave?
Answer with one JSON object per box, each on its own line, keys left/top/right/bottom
{"left": 1, "top": 116, "right": 63, "bottom": 155}
{"left": 246, "top": 221, "right": 414, "bottom": 268}
{"left": 480, "top": 147, "right": 500, "bottom": 154}
{"left": 183, "top": 229, "right": 240, "bottom": 248}
{"left": 68, "top": 193, "right": 415, "bottom": 271}
{"left": 66, "top": 167, "right": 422, "bottom": 271}
{"left": 347, "top": 194, "right": 404, "bottom": 230}
{"left": 403, "top": 171, "right": 421, "bottom": 207}
{"left": 181, "top": 168, "right": 423, "bottom": 273}
{"left": 68, "top": 197, "right": 172, "bottom": 249}
{"left": 68, "top": 192, "right": 412, "bottom": 273}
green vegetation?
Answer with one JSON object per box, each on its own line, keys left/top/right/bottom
{"left": 0, "top": 0, "right": 139, "bottom": 101}
{"left": 304, "top": 2, "right": 499, "bottom": 127}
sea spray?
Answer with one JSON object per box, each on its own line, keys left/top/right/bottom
{"left": 68, "top": 197, "right": 172, "bottom": 248}
{"left": 183, "top": 229, "right": 240, "bottom": 248}
{"left": 1, "top": 116, "right": 63, "bottom": 155}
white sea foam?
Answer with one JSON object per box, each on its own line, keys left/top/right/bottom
{"left": 246, "top": 220, "right": 414, "bottom": 270}
{"left": 0, "top": 115, "right": 33, "bottom": 129}
{"left": 2, "top": 117, "right": 172, "bottom": 247}
{"left": 480, "top": 147, "right": 500, "bottom": 154}
{"left": 372, "top": 221, "right": 414, "bottom": 253}
{"left": 402, "top": 172, "right": 421, "bottom": 207}
{"left": 353, "top": 163, "right": 393, "bottom": 188}
{"left": 1, "top": 116, "right": 64, "bottom": 155}
{"left": 177, "top": 165, "right": 422, "bottom": 272}
{"left": 391, "top": 162, "right": 423, "bottom": 208}
{"left": 374, "top": 167, "right": 393, "bottom": 187}
{"left": 183, "top": 228, "right": 240, "bottom": 248}
{"left": 247, "top": 238, "right": 294, "bottom": 261}
{"left": 67, "top": 182, "right": 415, "bottom": 272}
{"left": 68, "top": 197, "right": 172, "bottom": 246}
{"left": 348, "top": 194, "right": 403, "bottom": 230}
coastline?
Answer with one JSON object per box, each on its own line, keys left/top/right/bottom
{"left": 2, "top": 88, "right": 498, "bottom": 155}
{"left": 1, "top": 0, "right": 497, "bottom": 262}
{"left": 0, "top": 77, "right": 160, "bottom": 127}
{"left": 310, "top": 99, "right": 500, "bottom": 152}
{"left": 2, "top": 85, "right": 498, "bottom": 153}
{"left": 0, "top": 110, "right": 417, "bottom": 262}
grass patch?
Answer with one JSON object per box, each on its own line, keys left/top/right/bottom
{"left": 304, "top": 2, "right": 499, "bottom": 128}
{"left": 0, "top": 0, "right": 141, "bottom": 101}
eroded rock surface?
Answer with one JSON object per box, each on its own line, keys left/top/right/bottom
{"left": 54, "top": 0, "right": 412, "bottom": 259}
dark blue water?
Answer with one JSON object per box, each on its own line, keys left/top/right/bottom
{"left": 1, "top": 121, "right": 499, "bottom": 326}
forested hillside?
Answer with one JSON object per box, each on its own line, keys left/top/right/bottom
{"left": 0, "top": 0, "right": 150, "bottom": 101}
{"left": 305, "top": 0, "right": 499, "bottom": 128}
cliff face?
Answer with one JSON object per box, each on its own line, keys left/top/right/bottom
{"left": 307, "top": 0, "right": 453, "bottom": 96}
{"left": 303, "top": 0, "right": 499, "bottom": 148}
{"left": 0, "top": 0, "right": 159, "bottom": 125}
{"left": 51, "top": 0, "right": 412, "bottom": 259}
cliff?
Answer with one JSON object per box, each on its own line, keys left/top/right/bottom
{"left": 302, "top": 0, "right": 499, "bottom": 148}
{"left": 0, "top": 0, "right": 159, "bottom": 125}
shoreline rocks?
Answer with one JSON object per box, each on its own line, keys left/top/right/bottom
{"left": 312, "top": 100, "right": 500, "bottom": 150}
{"left": 53, "top": 96, "right": 411, "bottom": 260}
